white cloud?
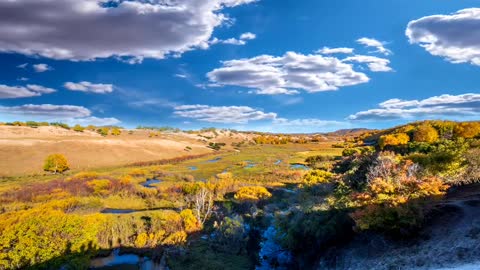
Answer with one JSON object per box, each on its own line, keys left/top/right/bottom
{"left": 0, "top": 84, "right": 56, "bottom": 99}
{"left": 17, "top": 63, "right": 28, "bottom": 69}
{"left": 174, "top": 103, "right": 350, "bottom": 132}
{"left": 64, "top": 81, "right": 114, "bottom": 94}
{"left": 240, "top": 32, "right": 256, "bottom": 40}
{"left": 273, "top": 118, "right": 345, "bottom": 127}
{"left": 65, "top": 116, "right": 121, "bottom": 126}
{"left": 33, "top": 63, "right": 52, "bottom": 73}
{"left": 210, "top": 32, "right": 256, "bottom": 45}
{"left": 266, "top": 118, "right": 349, "bottom": 133}
{"left": 357, "top": 37, "right": 392, "bottom": 55}
{"left": 343, "top": 55, "right": 393, "bottom": 72}
{"left": 174, "top": 104, "right": 277, "bottom": 124}
{"left": 17, "top": 77, "right": 29, "bottom": 81}
{"left": 207, "top": 52, "right": 372, "bottom": 95}
{"left": 348, "top": 93, "right": 480, "bottom": 121}
{"left": 0, "top": 103, "right": 121, "bottom": 126}
{"left": 406, "top": 8, "right": 480, "bottom": 66}
{"left": 174, "top": 74, "right": 188, "bottom": 79}
{"left": 0, "top": 104, "right": 91, "bottom": 118}
{"left": 0, "top": 0, "right": 255, "bottom": 63}
{"left": 317, "top": 47, "right": 354, "bottom": 54}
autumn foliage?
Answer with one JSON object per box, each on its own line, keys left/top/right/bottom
{"left": 43, "top": 154, "right": 70, "bottom": 174}
{"left": 234, "top": 186, "right": 272, "bottom": 201}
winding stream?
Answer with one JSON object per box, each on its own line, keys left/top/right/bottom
{"left": 90, "top": 249, "right": 166, "bottom": 270}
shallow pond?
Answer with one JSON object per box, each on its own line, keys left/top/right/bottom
{"left": 101, "top": 209, "right": 141, "bottom": 214}
{"left": 244, "top": 161, "right": 256, "bottom": 168}
{"left": 141, "top": 179, "right": 162, "bottom": 188}
{"left": 206, "top": 157, "right": 222, "bottom": 163}
{"left": 90, "top": 249, "right": 163, "bottom": 270}
{"left": 101, "top": 207, "right": 181, "bottom": 214}
{"left": 187, "top": 166, "right": 198, "bottom": 171}
{"left": 290, "top": 163, "right": 310, "bottom": 170}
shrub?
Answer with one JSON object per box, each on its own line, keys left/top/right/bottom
{"left": 73, "top": 124, "right": 85, "bottom": 132}
{"left": 342, "top": 148, "right": 361, "bottom": 157}
{"left": 303, "top": 170, "right": 334, "bottom": 186}
{"left": 86, "top": 179, "right": 112, "bottom": 196}
{"left": 111, "top": 127, "right": 121, "bottom": 136}
{"left": 50, "top": 122, "right": 70, "bottom": 129}
{"left": 97, "top": 127, "right": 109, "bottom": 136}
{"left": 129, "top": 168, "right": 147, "bottom": 177}
{"left": 25, "top": 121, "right": 39, "bottom": 128}
{"left": 457, "top": 148, "right": 480, "bottom": 185}
{"left": 180, "top": 209, "right": 201, "bottom": 232}
{"left": 215, "top": 215, "right": 247, "bottom": 253}
{"left": 234, "top": 186, "right": 272, "bottom": 201}
{"left": 162, "top": 231, "right": 187, "bottom": 245}
{"left": 43, "top": 154, "right": 70, "bottom": 174}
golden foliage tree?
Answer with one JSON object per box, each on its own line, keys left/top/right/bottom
{"left": 454, "top": 122, "right": 480, "bottom": 139}
{"left": 43, "top": 154, "right": 70, "bottom": 174}
{"left": 378, "top": 133, "right": 410, "bottom": 149}
{"left": 413, "top": 123, "right": 439, "bottom": 143}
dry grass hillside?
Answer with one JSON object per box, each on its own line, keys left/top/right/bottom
{"left": 0, "top": 126, "right": 253, "bottom": 176}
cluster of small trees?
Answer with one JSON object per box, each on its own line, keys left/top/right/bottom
{"left": 375, "top": 121, "right": 480, "bottom": 149}
{"left": 208, "top": 142, "right": 226, "bottom": 151}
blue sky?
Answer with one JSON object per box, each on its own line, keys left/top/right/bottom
{"left": 0, "top": 0, "right": 479, "bottom": 133}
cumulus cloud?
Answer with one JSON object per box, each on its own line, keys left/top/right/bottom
{"left": 343, "top": 55, "right": 393, "bottom": 72}
{"left": 348, "top": 93, "right": 480, "bottom": 121}
{"left": 406, "top": 8, "right": 480, "bottom": 66}
{"left": 0, "top": 84, "right": 56, "bottom": 99}
{"left": 174, "top": 105, "right": 277, "bottom": 124}
{"left": 64, "top": 81, "right": 114, "bottom": 94}
{"left": 0, "top": 0, "right": 255, "bottom": 63}
{"left": 240, "top": 32, "right": 256, "bottom": 40}
{"left": 207, "top": 52, "right": 374, "bottom": 95}
{"left": 0, "top": 104, "right": 91, "bottom": 118}
{"left": 173, "top": 103, "right": 349, "bottom": 132}
{"left": 316, "top": 47, "right": 354, "bottom": 54}
{"left": 33, "top": 63, "right": 52, "bottom": 73}
{"left": 357, "top": 37, "right": 392, "bottom": 55}
{"left": 210, "top": 32, "right": 256, "bottom": 45}
{"left": 0, "top": 103, "right": 121, "bottom": 125}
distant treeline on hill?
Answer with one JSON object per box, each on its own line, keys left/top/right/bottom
{"left": 350, "top": 120, "right": 480, "bottom": 148}
{"left": 0, "top": 121, "right": 123, "bottom": 136}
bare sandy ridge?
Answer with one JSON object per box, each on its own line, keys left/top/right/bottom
{"left": 0, "top": 126, "right": 223, "bottom": 176}
{"left": 0, "top": 126, "right": 254, "bottom": 176}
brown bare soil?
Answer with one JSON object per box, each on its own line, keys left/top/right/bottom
{"left": 0, "top": 126, "right": 253, "bottom": 176}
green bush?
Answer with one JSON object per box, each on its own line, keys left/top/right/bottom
{"left": 342, "top": 148, "right": 361, "bottom": 157}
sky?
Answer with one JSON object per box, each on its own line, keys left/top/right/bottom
{"left": 0, "top": 0, "right": 479, "bottom": 133}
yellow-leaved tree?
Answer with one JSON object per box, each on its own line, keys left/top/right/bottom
{"left": 43, "top": 154, "right": 70, "bottom": 174}
{"left": 413, "top": 123, "right": 438, "bottom": 143}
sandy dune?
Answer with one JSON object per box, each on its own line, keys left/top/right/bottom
{"left": 0, "top": 126, "right": 217, "bottom": 176}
